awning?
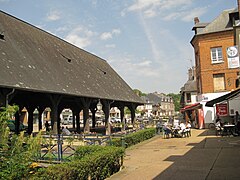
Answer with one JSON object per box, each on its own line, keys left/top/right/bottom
{"left": 205, "top": 88, "right": 240, "bottom": 107}
{"left": 180, "top": 103, "right": 202, "bottom": 112}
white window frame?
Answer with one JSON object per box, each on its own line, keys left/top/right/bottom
{"left": 211, "top": 47, "right": 223, "bottom": 63}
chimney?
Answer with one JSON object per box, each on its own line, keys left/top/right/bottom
{"left": 194, "top": 17, "right": 200, "bottom": 24}
{"left": 188, "top": 68, "right": 193, "bottom": 80}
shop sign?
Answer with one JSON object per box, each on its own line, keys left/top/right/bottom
{"left": 227, "top": 46, "right": 239, "bottom": 69}
{"left": 216, "top": 103, "right": 228, "bottom": 116}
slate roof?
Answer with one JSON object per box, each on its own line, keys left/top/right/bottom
{"left": 146, "top": 93, "right": 162, "bottom": 105}
{"left": 181, "top": 80, "right": 197, "bottom": 92}
{"left": 193, "top": 8, "right": 235, "bottom": 35}
{"left": 0, "top": 11, "right": 143, "bottom": 104}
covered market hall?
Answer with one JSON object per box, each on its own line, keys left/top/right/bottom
{"left": 0, "top": 11, "right": 143, "bottom": 135}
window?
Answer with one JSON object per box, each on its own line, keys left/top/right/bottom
{"left": 211, "top": 47, "right": 223, "bottom": 63}
{"left": 186, "top": 93, "right": 191, "bottom": 103}
{"left": 213, "top": 74, "right": 225, "bottom": 92}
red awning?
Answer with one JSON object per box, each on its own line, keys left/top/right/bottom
{"left": 180, "top": 103, "right": 202, "bottom": 112}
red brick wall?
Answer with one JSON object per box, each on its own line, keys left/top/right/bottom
{"left": 192, "top": 30, "right": 239, "bottom": 93}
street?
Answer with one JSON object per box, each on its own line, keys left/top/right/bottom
{"left": 108, "top": 129, "right": 240, "bottom": 180}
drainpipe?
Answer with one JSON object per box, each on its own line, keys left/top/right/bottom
{"left": 238, "top": 0, "right": 240, "bottom": 19}
{"left": 6, "top": 88, "right": 15, "bottom": 107}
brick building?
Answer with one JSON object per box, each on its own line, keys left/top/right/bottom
{"left": 190, "top": 7, "right": 240, "bottom": 127}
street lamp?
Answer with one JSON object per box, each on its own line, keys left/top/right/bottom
{"left": 97, "top": 100, "right": 102, "bottom": 111}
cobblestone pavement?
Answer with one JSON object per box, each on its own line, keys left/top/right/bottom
{"left": 107, "top": 129, "right": 240, "bottom": 180}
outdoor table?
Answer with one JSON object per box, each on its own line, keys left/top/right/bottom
{"left": 223, "top": 124, "right": 235, "bottom": 136}
{"left": 171, "top": 127, "right": 180, "bottom": 138}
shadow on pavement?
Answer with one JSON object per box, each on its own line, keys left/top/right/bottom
{"left": 153, "top": 130, "right": 240, "bottom": 180}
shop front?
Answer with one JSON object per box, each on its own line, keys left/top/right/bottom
{"left": 181, "top": 103, "right": 204, "bottom": 129}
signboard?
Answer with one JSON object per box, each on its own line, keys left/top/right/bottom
{"left": 226, "top": 46, "right": 239, "bottom": 69}
{"left": 198, "top": 109, "right": 205, "bottom": 129}
{"left": 216, "top": 103, "right": 228, "bottom": 116}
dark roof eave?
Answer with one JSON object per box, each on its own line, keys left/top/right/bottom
{"left": 205, "top": 89, "right": 240, "bottom": 107}
{"left": 0, "top": 85, "right": 144, "bottom": 104}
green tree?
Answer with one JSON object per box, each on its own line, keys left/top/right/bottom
{"left": 133, "top": 89, "right": 146, "bottom": 97}
{"left": 124, "top": 107, "right": 131, "bottom": 115}
{"left": 167, "top": 93, "right": 181, "bottom": 112}
{"left": 0, "top": 105, "right": 42, "bottom": 180}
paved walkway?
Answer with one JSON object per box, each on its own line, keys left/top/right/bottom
{"left": 107, "top": 129, "right": 240, "bottom": 180}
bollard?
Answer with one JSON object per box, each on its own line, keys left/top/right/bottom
{"left": 57, "top": 134, "right": 63, "bottom": 161}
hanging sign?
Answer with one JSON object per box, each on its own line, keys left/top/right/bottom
{"left": 227, "top": 46, "right": 239, "bottom": 68}
{"left": 216, "top": 103, "right": 228, "bottom": 116}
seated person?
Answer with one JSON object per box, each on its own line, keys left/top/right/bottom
{"left": 163, "top": 122, "right": 172, "bottom": 137}
{"left": 185, "top": 121, "right": 191, "bottom": 136}
{"left": 215, "top": 116, "right": 223, "bottom": 135}
{"left": 62, "top": 126, "right": 71, "bottom": 135}
{"left": 178, "top": 122, "right": 186, "bottom": 137}
{"left": 215, "top": 117, "right": 223, "bottom": 128}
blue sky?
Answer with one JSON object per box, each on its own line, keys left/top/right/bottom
{"left": 0, "top": 0, "right": 237, "bottom": 94}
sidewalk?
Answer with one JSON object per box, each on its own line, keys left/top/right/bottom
{"left": 107, "top": 129, "right": 240, "bottom": 180}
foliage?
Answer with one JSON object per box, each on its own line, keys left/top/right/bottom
{"left": 167, "top": 93, "right": 181, "bottom": 112}
{"left": 124, "top": 107, "right": 131, "bottom": 115}
{"left": 133, "top": 89, "right": 146, "bottom": 97}
{"left": 110, "top": 128, "right": 156, "bottom": 148}
{"left": 33, "top": 146, "right": 125, "bottom": 180}
{"left": 0, "top": 105, "right": 42, "bottom": 180}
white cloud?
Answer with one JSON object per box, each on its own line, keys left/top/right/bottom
{"left": 144, "top": 9, "right": 157, "bottom": 18}
{"left": 100, "top": 28, "right": 121, "bottom": 40}
{"left": 46, "top": 10, "right": 61, "bottom": 21}
{"left": 65, "top": 26, "right": 94, "bottom": 48}
{"left": 109, "top": 55, "right": 158, "bottom": 78}
{"left": 138, "top": 60, "right": 152, "bottom": 67}
{"left": 128, "top": 0, "right": 160, "bottom": 11}
{"left": 126, "top": 0, "right": 202, "bottom": 20}
{"left": 181, "top": 7, "right": 208, "bottom": 22}
{"left": 128, "top": 0, "right": 192, "bottom": 11}
{"left": 100, "top": 32, "right": 112, "bottom": 40}
{"left": 162, "top": 6, "right": 208, "bottom": 22}
{"left": 56, "top": 26, "right": 69, "bottom": 33}
{"left": 108, "top": 53, "right": 187, "bottom": 93}
{"left": 112, "top": 29, "right": 121, "bottom": 35}
{"left": 105, "top": 44, "right": 116, "bottom": 48}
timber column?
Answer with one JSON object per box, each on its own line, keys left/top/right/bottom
{"left": 49, "top": 94, "right": 62, "bottom": 134}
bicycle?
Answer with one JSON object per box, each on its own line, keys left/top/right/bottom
{"left": 208, "top": 123, "right": 216, "bottom": 130}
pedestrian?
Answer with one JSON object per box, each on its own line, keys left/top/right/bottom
{"left": 235, "top": 111, "right": 239, "bottom": 125}
{"left": 163, "top": 122, "right": 172, "bottom": 138}
{"left": 156, "top": 121, "right": 161, "bottom": 134}
{"left": 45, "top": 121, "right": 50, "bottom": 132}
{"left": 215, "top": 116, "right": 223, "bottom": 136}
{"left": 235, "top": 111, "right": 240, "bottom": 134}
{"left": 62, "top": 126, "right": 71, "bottom": 135}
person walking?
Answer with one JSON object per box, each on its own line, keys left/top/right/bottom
{"left": 156, "top": 121, "right": 161, "bottom": 134}
{"left": 235, "top": 111, "right": 240, "bottom": 134}
{"left": 45, "top": 121, "right": 50, "bottom": 132}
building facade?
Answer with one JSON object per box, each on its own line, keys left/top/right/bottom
{"left": 180, "top": 67, "right": 201, "bottom": 127}
{"left": 190, "top": 7, "right": 240, "bottom": 127}
{"left": 137, "top": 92, "right": 175, "bottom": 119}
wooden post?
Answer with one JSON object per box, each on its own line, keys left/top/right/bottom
{"left": 49, "top": 94, "right": 62, "bottom": 134}
{"left": 26, "top": 106, "right": 35, "bottom": 135}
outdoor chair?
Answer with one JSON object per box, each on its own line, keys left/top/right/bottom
{"left": 163, "top": 129, "right": 171, "bottom": 139}
{"left": 185, "top": 128, "right": 191, "bottom": 137}
{"left": 215, "top": 126, "right": 223, "bottom": 136}
{"left": 178, "top": 129, "right": 186, "bottom": 138}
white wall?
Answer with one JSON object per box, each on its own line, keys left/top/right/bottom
{"left": 229, "top": 95, "right": 240, "bottom": 116}
{"left": 199, "top": 92, "right": 229, "bottom": 124}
